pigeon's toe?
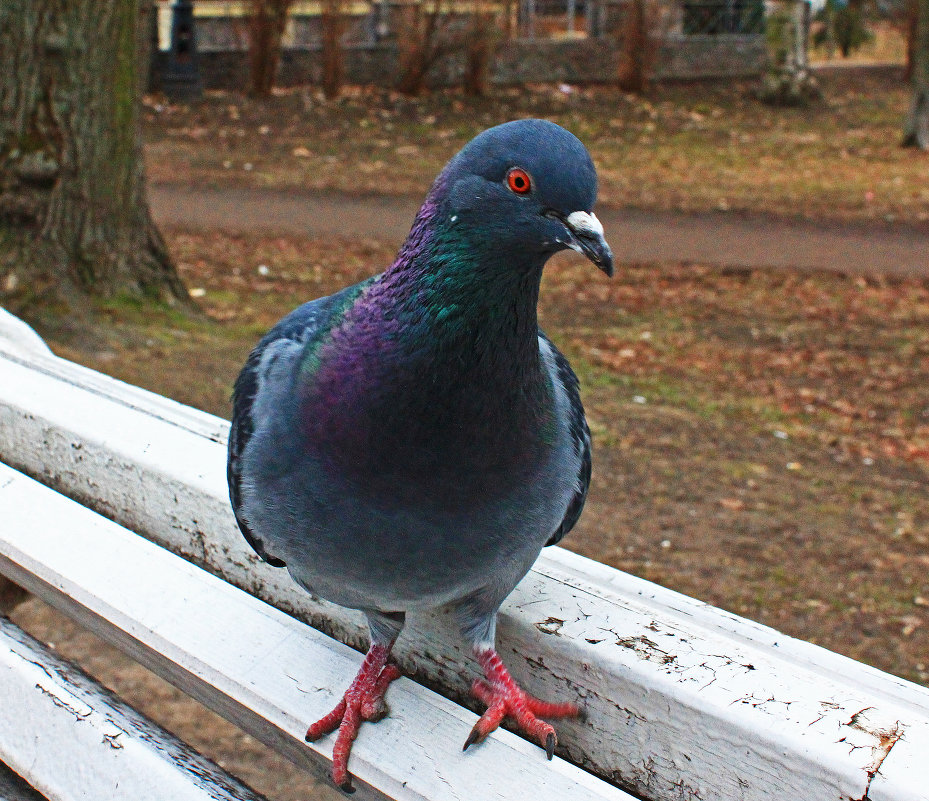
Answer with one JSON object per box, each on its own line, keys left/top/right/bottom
{"left": 464, "top": 647, "right": 580, "bottom": 757}
{"left": 304, "top": 644, "right": 401, "bottom": 789}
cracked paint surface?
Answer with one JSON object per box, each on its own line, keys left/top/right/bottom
{"left": 839, "top": 708, "right": 907, "bottom": 801}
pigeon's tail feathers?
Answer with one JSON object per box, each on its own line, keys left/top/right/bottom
{"left": 227, "top": 279, "right": 376, "bottom": 566}
{"left": 539, "top": 331, "right": 592, "bottom": 547}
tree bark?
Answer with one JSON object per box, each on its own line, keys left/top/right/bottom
{"left": 397, "top": 5, "right": 432, "bottom": 96}
{"left": 246, "top": 0, "right": 293, "bottom": 97}
{"left": 618, "top": 0, "right": 653, "bottom": 93}
{"left": 905, "top": 0, "right": 918, "bottom": 81}
{"left": 321, "top": 0, "right": 345, "bottom": 100}
{"left": 463, "top": 11, "right": 495, "bottom": 96}
{"left": 396, "top": 4, "right": 456, "bottom": 96}
{"left": 0, "top": 1, "right": 188, "bottom": 309}
{"left": 903, "top": 0, "right": 929, "bottom": 148}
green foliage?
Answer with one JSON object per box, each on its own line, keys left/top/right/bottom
{"left": 813, "top": 1, "right": 875, "bottom": 57}
{"left": 765, "top": 7, "right": 793, "bottom": 67}
{"left": 764, "top": 6, "right": 794, "bottom": 67}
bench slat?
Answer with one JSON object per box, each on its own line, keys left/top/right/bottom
{"left": 1, "top": 333, "right": 928, "bottom": 800}
{"left": 0, "top": 463, "right": 633, "bottom": 801}
{"left": 0, "top": 311, "right": 51, "bottom": 359}
{"left": 0, "top": 618, "right": 268, "bottom": 801}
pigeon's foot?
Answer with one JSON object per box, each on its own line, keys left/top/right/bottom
{"left": 463, "top": 647, "right": 580, "bottom": 759}
{"left": 305, "top": 643, "right": 402, "bottom": 793}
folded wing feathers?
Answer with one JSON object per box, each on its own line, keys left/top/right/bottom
{"left": 540, "top": 332, "right": 592, "bottom": 547}
{"left": 227, "top": 299, "right": 335, "bottom": 567}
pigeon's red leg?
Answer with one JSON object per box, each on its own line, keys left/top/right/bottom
{"left": 305, "top": 643, "right": 400, "bottom": 793}
{"left": 463, "top": 647, "right": 580, "bottom": 758}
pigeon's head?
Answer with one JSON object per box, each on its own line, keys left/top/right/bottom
{"left": 437, "top": 119, "right": 613, "bottom": 277}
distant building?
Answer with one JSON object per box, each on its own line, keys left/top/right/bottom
{"left": 150, "top": 0, "right": 768, "bottom": 88}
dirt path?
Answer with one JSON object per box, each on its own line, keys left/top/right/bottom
{"left": 149, "top": 185, "right": 929, "bottom": 277}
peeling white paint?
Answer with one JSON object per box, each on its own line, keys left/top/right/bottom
{"left": 0, "top": 619, "right": 266, "bottom": 801}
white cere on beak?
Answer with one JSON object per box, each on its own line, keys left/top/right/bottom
{"left": 565, "top": 211, "right": 604, "bottom": 238}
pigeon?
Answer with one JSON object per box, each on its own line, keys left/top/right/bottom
{"left": 228, "top": 118, "right": 613, "bottom": 792}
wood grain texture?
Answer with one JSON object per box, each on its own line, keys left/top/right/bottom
{"left": 1, "top": 332, "right": 928, "bottom": 800}
{"left": 0, "top": 618, "right": 268, "bottom": 801}
{"left": 0, "top": 464, "right": 632, "bottom": 801}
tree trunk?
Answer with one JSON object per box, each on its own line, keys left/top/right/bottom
{"left": 247, "top": 0, "right": 292, "bottom": 97}
{"left": 618, "top": 0, "right": 651, "bottom": 93}
{"left": 396, "top": 4, "right": 451, "bottom": 96}
{"left": 321, "top": 1, "right": 345, "bottom": 100}
{"left": 397, "top": 5, "right": 430, "bottom": 96}
{"left": 463, "top": 11, "right": 495, "bottom": 96}
{"left": 824, "top": 0, "right": 836, "bottom": 60}
{"left": 0, "top": 0, "right": 188, "bottom": 310}
{"left": 903, "top": 0, "right": 929, "bottom": 148}
{"left": 905, "top": 0, "right": 918, "bottom": 81}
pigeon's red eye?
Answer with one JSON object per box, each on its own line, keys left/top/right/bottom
{"left": 506, "top": 168, "right": 532, "bottom": 194}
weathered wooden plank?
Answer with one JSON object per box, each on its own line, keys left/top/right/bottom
{"left": 0, "top": 618, "right": 268, "bottom": 801}
{"left": 2, "top": 328, "right": 929, "bottom": 800}
{"left": 0, "top": 310, "right": 51, "bottom": 359}
{"left": 0, "top": 463, "right": 634, "bottom": 801}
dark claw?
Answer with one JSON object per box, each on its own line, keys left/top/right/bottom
{"left": 545, "top": 732, "right": 556, "bottom": 760}
{"left": 339, "top": 779, "right": 356, "bottom": 794}
{"left": 576, "top": 706, "right": 588, "bottom": 724}
{"left": 462, "top": 726, "right": 482, "bottom": 751}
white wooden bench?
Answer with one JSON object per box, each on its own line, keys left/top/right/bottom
{"left": 0, "top": 307, "right": 927, "bottom": 801}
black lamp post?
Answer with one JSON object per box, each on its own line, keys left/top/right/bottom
{"left": 162, "top": 0, "right": 204, "bottom": 101}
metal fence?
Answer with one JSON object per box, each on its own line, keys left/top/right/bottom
{"left": 517, "top": 0, "right": 766, "bottom": 38}
{"left": 681, "top": 0, "right": 766, "bottom": 33}
{"left": 167, "top": 0, "right": 766, "bottom": 47}
{"left": 518, "top": 0, "right": 598, "bottom": 37}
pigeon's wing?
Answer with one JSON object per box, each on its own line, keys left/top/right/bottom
{"left": 539, "top": 331, "right": 592, "bottom": 547}
{"left": 227, "top": 279, "right": 375, "bottom": 566}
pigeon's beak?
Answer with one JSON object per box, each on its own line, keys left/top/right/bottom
{"left": 563, "top": 211, "right": 614, "bottom": 278}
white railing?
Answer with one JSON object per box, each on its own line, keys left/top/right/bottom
{"left": 0, "top": 307, "right": 926, "bottom": 801}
